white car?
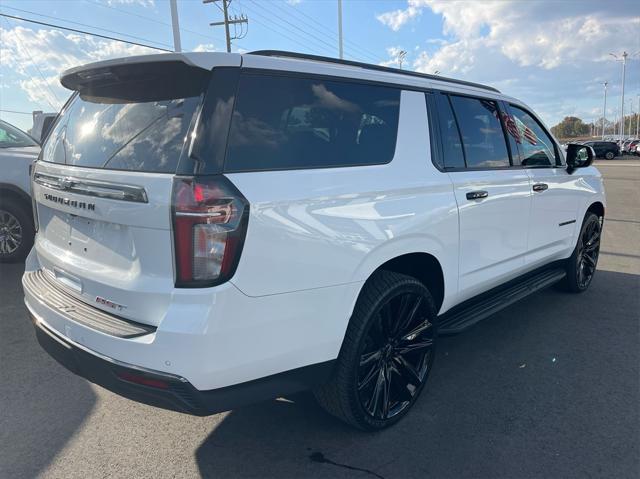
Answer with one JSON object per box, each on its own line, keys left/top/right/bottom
{"left": 23, "top": 51, "right": 605, "bottom": 430}
{"left": 0, "top": 120, "right": 39, "bottom": 261}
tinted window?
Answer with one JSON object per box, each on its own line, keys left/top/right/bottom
{"left": 42, "top": 95, "right": 200, "bottom": 173}
{"left": 225, "top": 74, "right": 401, "bottom": 172}
{"left": 449, "top": 96, "right": 510, "bottom": 168}
{"left": 507, "top": 105, "right": 556, "bottom": 166}
{"left": 435, "top": 94, "right": 465, "bottom": 169}
{"left": 0, "top": 121, "right": 38, "bottom": 148}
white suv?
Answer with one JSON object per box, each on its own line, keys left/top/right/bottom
{"left": 23, "top": 51, "right": 605, "bottom": 430}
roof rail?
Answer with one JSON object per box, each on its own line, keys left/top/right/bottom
{"left": 247, "top": 50, "right": 500, "bottom": 94}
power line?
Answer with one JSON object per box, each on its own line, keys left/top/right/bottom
{"left": 84, "top": 0, "right": 227, "bottom": 46}
{"left": 245, "top": 0, "right": 337, "bottom": 55}
{"left": 271, "top": 0, "right": 382, "bottom": 63}
{"left": 238, "top": 8, "right": 328, "bottom": 56}
{"left": 1, "top": 16, "right": 60, "bottom": 110}
{"left": 0, "top": 109, "right": 33, "bottom": 115}
{"left": 0, "top": 13, "right": 172, "bottom": 52}
{"left": 1, "top": 5, "right": 173, "bottom": 49}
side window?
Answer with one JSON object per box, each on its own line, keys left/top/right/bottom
{"left": 434, "top": 93, "right": 465, "bottom": 169}
{"left": 506, "top": 105, "right": 557, "bottom": 167}
{"left": 225, "top": 74, "right": 401, "bottom": 172}
{"left": 449, "top": 96, "right": 510, "bottom": 168}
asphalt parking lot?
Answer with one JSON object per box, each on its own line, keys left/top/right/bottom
{"left": 1, "top": 159, "right": 638, "bottom": 479}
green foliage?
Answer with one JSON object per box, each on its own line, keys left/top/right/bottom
{"left": 551, "top": 116, "right": 590, "bottom": 138}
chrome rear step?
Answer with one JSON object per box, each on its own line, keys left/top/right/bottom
{"left": 23, "top": 270, "right": 156, "bottom": 338}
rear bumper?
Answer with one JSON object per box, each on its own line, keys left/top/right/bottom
{"left": 29, "top": 312, "right": 334, "bottom": 416}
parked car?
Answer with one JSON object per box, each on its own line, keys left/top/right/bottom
{"left": 28, "top": 111, "right": 57, "bottom": 144}
{"left": 629, "top": 140, "right": 639, "bottom": 156}
{"left": 582, "top": 141, "right": 619, "bottom": 160}
{"left": 23, "top": 51, "right": 605, "bottom": 430}
{"left": 0, "top": 120, "right": 39, "bottom": 261}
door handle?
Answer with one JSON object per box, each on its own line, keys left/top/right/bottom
{"left": 466, "top": 190, "right": 489, "bottom": 200}
{"left": 532, "top": 183, "right": 549, "bottom": 192}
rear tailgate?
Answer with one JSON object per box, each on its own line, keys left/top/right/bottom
{"left": 30, "top": 53, "right": 240, "bottom": 327}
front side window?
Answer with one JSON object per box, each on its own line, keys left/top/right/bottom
{"left": 506, "top": 105, "right": 557, "bottom": 167}
{"left": 225, "top": 74, "right": 401, "bottom": 172}
{"left": 449, "top": 96, "right": 510, "bottom": 168}
{"left": 0, "top": 121, "right": 38, "bottom": 148}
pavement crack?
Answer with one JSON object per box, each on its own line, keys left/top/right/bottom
{"left": 309, "top": 451, "right": 386, "bottom": 479}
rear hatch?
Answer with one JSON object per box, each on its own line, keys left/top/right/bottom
{"left": 31, "top": 55, "right": 231, "bottom": 327}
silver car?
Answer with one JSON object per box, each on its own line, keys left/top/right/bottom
{"left": 0, "top": 120, "right": 40, "bottom": 261}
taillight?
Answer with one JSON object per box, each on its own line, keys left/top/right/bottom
{"left": 172, "top": 176, "right": 249, "bottom": 287}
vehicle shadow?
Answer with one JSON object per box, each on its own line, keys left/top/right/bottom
{"left": 0, "top": 263, "right": 96, "bottom": 478}
{"left": 195, "top": 269, "right": 639, "bottom": 479}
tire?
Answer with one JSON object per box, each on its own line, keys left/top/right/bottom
{"left": 605, "top": 151, "right": 615, "bottom": 160}
{"left": 314, "top": 271, "right": 438, "bottom": 431}
{"left": 558, "top": 212, "right": 601, "bottom": 293}
{"left": 0, "top": 200, "right": 34, "bottom": 263}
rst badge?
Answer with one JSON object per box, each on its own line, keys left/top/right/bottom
{"left": 95, "top": 296, "right": 127, "bottom": 312}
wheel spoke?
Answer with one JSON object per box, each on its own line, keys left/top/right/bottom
{"left": 583, "top": 253, "right": 596, "bottom": 267}
{"left": 358, "top": 362, "right": 381, "bottom": 391}
{"left": 401, "top": 319, "right": 432, "bottom": 341}
{"left": 368, "top": 368, "right": 386, "bottom": 417}
{"left": 360, "top": 350, "right": 381, "bottom": 368}
{"left": 381, "top": 364, "right": 391, "bottom": 419}
{"left": 396, "top": 337, "right": 433, "bottom": 355}
{"left": 393, "top": 354, "right": 422, "bottom": 387}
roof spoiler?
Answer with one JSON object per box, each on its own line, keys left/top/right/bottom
{"left": 59, "top": 52, "right": 241, "bottom": 103}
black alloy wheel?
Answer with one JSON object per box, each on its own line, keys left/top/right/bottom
{"left": 357, "top": 292, "right": 434, "bottom": 421}
{"left": 560, "top": 212, "right": 602, "bottom": 293}
{"left": 314, "top": 271, "right": 437, "bottom": 430}
{"left": 575, "top": 214, "right": 601, "bottom": 290}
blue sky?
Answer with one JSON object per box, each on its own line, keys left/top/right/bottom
{"left": 1, "top": 0, "right": 639, "bottom": 133}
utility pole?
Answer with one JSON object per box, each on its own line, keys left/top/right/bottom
{"left": 601, "top": 81, "right": 608, "bottom": 139}
{"left": 204, "top": 0, "right": 248, "bottom": 53}
{"left": 337, "top": 0, "right": 343, "bottom": 59}
{"left": 398, "top": 50, "right": 407, "bottom": 69}
{"left": 169, "top": 0, "right": 182, "bottom": 52}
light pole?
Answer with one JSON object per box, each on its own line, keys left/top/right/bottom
{"left": 637, "top": 95, "right": 639, "bottom": 138}
{"left": 398, "top": 50, "right": 407, "bottom": 69}
{"left": 601, "top": 81, "right": 608, "bottom": 139}
{"left": 610, "top": 51, "right": 628, "bottom": 141}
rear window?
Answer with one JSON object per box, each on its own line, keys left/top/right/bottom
{"left": 225, "top": 73, "right": 401, "bottom": 172}
{"left": 42, "top": 62, "right": 208, "bottom": 173}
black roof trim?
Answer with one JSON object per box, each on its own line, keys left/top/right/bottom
{"left": 247, "top": 50, "right": 500, "bottom": 94}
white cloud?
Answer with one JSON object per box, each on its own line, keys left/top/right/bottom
{"left": 106, "top": 0, "right": 155, "bottom": 7}
{"left": 0, "top": 25, "right": 159, "bottom": 110}
{"left": 376, "top": 0, "right": 422, "bottom": 31}
{"left": 378, "top": 0, "right": 640, "bottom": 125}
{"left": 193, "top": 43, "right": 216, "bottom": 52}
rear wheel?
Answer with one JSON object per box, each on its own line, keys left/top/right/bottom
{"left": 605, "top": 151, "right": 615, "bottom": 160}
{"left": 0, "top": 201, "right": 34, "bottom": 263}
{"left": 560, "top": 212, "right": 601, "bottom": 293}
{"left": 314, "top": 271, "right": 437, "bottom": 430}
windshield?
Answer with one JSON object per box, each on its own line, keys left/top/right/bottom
{"left": 0, "top": 121, "right": 39, "bottom": 148}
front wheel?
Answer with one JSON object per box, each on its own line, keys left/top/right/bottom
{"left": 605, "top": 151, "right": 615, "bottom": 160}
{"left": 314, "top": 271, "right": 437, "bottom": 430}
{"left": 560, "top": 212, "right": 602, "bottom": 293}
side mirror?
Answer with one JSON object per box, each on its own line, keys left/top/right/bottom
{"left": 566, "top": 144, "right": 594, "bottom": 174}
